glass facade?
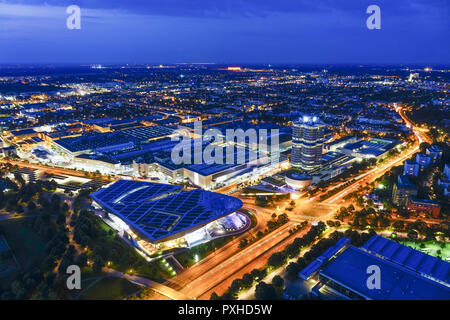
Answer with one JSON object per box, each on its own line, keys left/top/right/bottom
{"left": 291, "top": 116, "right": 325, "bottom": 171}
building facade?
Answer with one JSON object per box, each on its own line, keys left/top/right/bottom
{"left": 291, "top": 116, "right": 325, "bottom": 171}
{"left": 392, "top": 175, "right": 418, "bottom": 206}
{"left": 403, "top": 160, "right": 419, "bottom": 176}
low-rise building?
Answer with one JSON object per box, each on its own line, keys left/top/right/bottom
{"left": 406, "top": 197, "right": 441, "bottom": 218}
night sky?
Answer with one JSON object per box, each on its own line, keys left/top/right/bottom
{"left": 0, "top": 0, "right": 449, "bottom": 64}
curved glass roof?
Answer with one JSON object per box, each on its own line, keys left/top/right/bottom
{"left": 91, "top": 180, "right": 243, "bottom": 242}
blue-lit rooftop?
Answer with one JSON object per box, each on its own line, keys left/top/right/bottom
{"left": 91, "top": 180, "right": 243, "bottom": 242}
{"left": 361, "top": 235, "right": 450, "bottom": 285}
{"left": 320, "top": 244, "right": 450, "bottom": 300}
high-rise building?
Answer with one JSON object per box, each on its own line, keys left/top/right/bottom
{"left": 291, "top": 115, "right": 325, "bottom": 171}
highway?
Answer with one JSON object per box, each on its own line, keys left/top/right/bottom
{"left": 0, "top": 158, "right": 112, "bottom": 181}
{"left": 323, "top": 106, "right": 430, "bottom": 206}
{"left": 176, "top": 222, "right": 301, "bottom": 299}
{"left": 198, "top": 224, "right": 312, "bottom": 299}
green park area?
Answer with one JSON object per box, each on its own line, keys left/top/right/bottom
{"left": 77, "top": 276, "right": 141, "bottom": 300}
{"left": 398, "top": 239, "right": 450, "bottom": 261}
{"left": 0, "top": 218, "right": 47, "bottom": 287}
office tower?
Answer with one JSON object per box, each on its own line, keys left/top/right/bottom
{"left": 291, "top": 115, "right": 325, "bottom": 171}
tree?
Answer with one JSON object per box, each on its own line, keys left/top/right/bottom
{"left": 241, "top": 273, "right": 253, "bottom": 289}
{"left": 268, "top": 252, "right": 285, "bottom": 268}
{"left": 392, "top": 220, "right": 404, "bottom": 231}
{"left": 250, "top": 268, "right": 266, "bottom": 282}
{"left": 27, "top": 201, "right": 37, "bottom": 213}
{"left": 271, "top": 275, "right": 284, "bottom": 289}
{"left": 76, "top": 252, "right": 88, "bottom": 267}
{"left": 229, "top": 279, "right": 242, "bottom": 295}
{"left": 407, "top": 230, "right": 419, "bottom": 241}
{"left": 277, "top": 213, "right": 289, "bottom": 225}
{"left": 238, "top": 238, "right": 248, "bottom": 249}
{"left": 419, "top": 142, "right": 431, "bottom": 153}
{"left": 356, "top": 197, "right": 365, "bottom": 207}
{"left": 210, "top": 292, "right": 219, "bottom": 300}
{"left": 92, "top": 255, "right": 104, "bottom": 273}
{"left": 286, "top": 262, "right": 301, "bottom": 279}
{"left": 254, "top": 282, "right": 278, "bottom": 300}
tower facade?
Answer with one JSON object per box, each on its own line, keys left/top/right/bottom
{"left": 291, "top": 116, "right": 325, "bottom": 171}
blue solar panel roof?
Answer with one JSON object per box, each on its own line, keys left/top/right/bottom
{"left": 318, "top": 237, "right": 351, "bottom": 262}
{"left": 320, "top": 246, "right": 450, "bottom": 300}
{"left": 299, "top": 260, "right": 323, "bottom": 280}
{"left": 299, "top": 237, "right": 350, "bottom": 280}
{"left": 91, "top": 180, "right": 243, "bottom": 242}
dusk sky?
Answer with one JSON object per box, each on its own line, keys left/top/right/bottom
{"left": 0, "top": 0, "right": 449, "bottom": 65}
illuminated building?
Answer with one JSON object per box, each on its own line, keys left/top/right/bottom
{"left": 291, "top": 115, "right": 325, "bottom": 171}
{"left": 284, "top": 172, "right": 312, "bottom": 190}
{"left": 392, "top": 175, "right": 418, "bottom": 206}
{"left": 406, "top": 197, "right": 441, "bottom": 218}
{"left": 426, "top": 145, "right": 443, "bottom": 164}
{"left": 91, "top": 180, "right": 249, "bottom": 255}
{"left": 403, "top": 160, "right": 419, "bottom": 176}
{"left": 312, "top": 236, "right": 450, "bottom": 300}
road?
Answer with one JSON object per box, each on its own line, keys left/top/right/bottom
{"left": 198, "top": 224, "right": 312, "bottom": 300}
{"left": 0, "top": 158, "right": 100, "bottom": 179}
{"left": 323, "top": 106, "right": 430, "bottom": 206}
{"left": 176, "top": 222, "right": 302, "bottom": 299}
{"left": 104, "top": 268, "right": 192, "bottom": 300}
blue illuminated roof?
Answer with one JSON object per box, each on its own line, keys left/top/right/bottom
{"left": 299, "top": 259, "right": 323, "bottom": 280}
{"left": 91, "top": 180, "right": 243, "bottom": 242}
{"left": 362, "top": 235, "right": 450, "bottom": 285}
{"left": 320, "top": 246, "right": 450, "bottom": 300}
{"left": 298, "top": 237, "right": 350, "bottom": 280}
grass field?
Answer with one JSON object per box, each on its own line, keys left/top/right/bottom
{"left": 0, "top": 218, "right": 47, "bottom": 287}
{"left": 398, "top": 239, "right": 450, "bottom": 260}
{"left": 77, "top": 276, "right": 141, "bottom": 300}
{"left": 0, "top": 235, "right": 18, "bottom": 278}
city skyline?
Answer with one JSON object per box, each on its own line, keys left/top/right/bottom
{"left": 0, "top": 1, "right": 448, "bottom": 304}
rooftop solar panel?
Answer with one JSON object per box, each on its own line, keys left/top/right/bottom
{"left": 91, "top": 180, "right": 243, "bottom": 242}
{"left": 432, "top": 260, "right": 450, "bottom": 283}
{"left": 391, "top": 245, "right": 413, "bottom": 265}
{"left": 380, "top": 241, "right": 401, "bottom": 259}
{"left": 405, "top": 251, "right": 425, "bottom": 271}
{"left": 320, "top": 246, "right": 450, "bottom": 300}
{"left": 361, "top": 234, "right": 378, "bottom": 250}
{"left": 417, "top": 255, "right": 438, "bottom": 276}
